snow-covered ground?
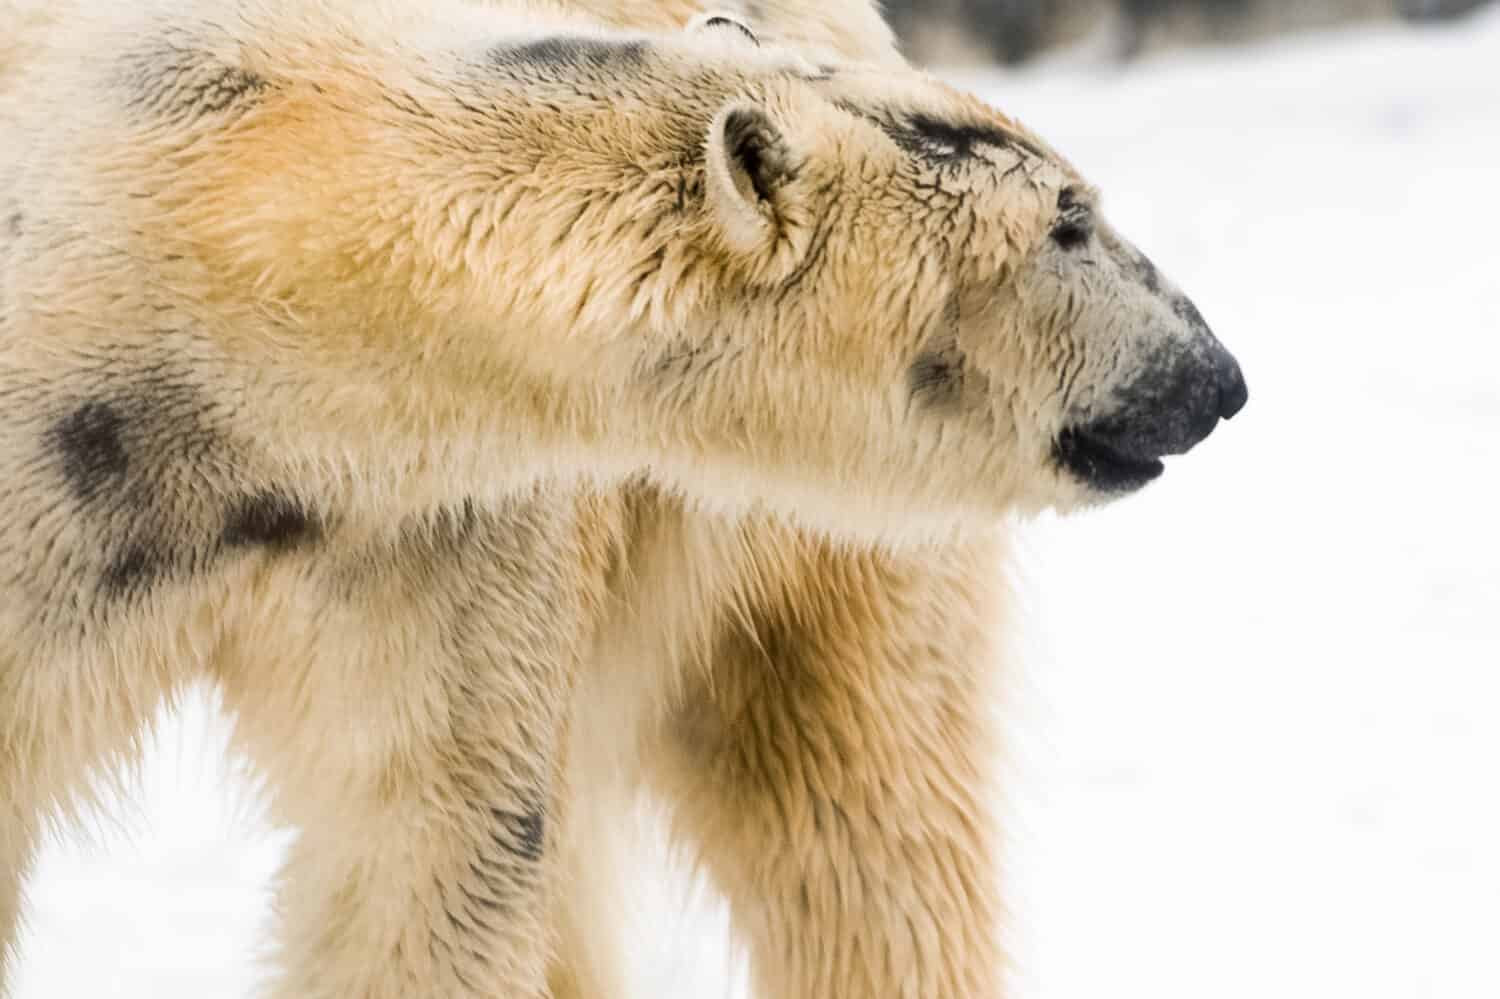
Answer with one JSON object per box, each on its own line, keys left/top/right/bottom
{"left": 13, "top": 10, "right": 1500, "bottom": 998}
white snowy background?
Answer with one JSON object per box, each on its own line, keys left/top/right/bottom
{"left": 12, "top": 10, "right": 1500, "bottom": 998}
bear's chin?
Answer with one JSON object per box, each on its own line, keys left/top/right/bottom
{"left": 1052, "top": 427, "right": 1166, "bottom": 494}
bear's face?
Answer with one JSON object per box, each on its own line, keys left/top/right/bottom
{"left": 981, "top": 187, "right": 1249, "bottom": 502}
{"left": 690, "top": 48, "right": 1246, "bottom": 518}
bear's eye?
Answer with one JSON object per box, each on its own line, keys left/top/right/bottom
{"left": 1052, "top": 187, "right": 1093, "bottom": 251}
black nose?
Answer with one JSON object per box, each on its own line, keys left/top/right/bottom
{"left": 1217, "top": 349, "right": 1249, "bottom": 421}
{"left": 1053, "top": 335, "right": 1247, "bottom": 494}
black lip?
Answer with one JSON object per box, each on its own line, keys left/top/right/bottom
{"left": 1054, "top": 427, "right": 1165, "bottom": 493}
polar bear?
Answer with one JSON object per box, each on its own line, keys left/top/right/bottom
{"left": 0, "top": 1, "right": 1245, "bottom": 997}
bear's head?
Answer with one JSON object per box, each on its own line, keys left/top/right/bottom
{"left": 73, "top": 9, "right": 1243, "bottom": 537}
{"left": 668, "top": 16, "right": 1247, "bottom": 524}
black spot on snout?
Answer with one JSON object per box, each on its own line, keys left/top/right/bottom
{"left": 222, "top": 491, "right": 319, "bottom": 552}
{"left": 50, "top": 402, "right": 129, "bottom": 502}
{"left": 490, "top": 37, "right": 648, "bottom": 72}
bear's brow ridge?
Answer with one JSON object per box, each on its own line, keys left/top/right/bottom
{"left": 835, "top": 102, "right": 1044, "bottom": 166}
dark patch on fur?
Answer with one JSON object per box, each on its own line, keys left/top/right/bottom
{"left": 31, "top": 375, "right": 236, "bottom": 612}
{"left": 909, "top": 299, "right": 968, "bottom": 409}
{"left": 101, "top": 542, "right": 166, "bottom": 599}
{"left": 222, "top": 491, "right": 319, "bottom": 552}
{"left": 123, "top": 47, "right": 268, "bottom": 121}
{"left": 492, "top": 807, "right": 545, "bottom": 863}
{"left": 49, "top": 402, "right": 130, "bottom": 502}
{"left": 6, "top": 212, "right": 20, "bottom": 238}
{"left": 908, "top": 351, "right": 964, "bottom": 407}
{"left": 909, "top": 327, "right": 971, "bottom": 413}
{"left": 489, "top": 36, "right": 648, "bottom": 73}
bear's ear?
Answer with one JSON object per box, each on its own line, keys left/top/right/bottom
{"left": 705, "top": 103, "right": 801, "bottom": 261}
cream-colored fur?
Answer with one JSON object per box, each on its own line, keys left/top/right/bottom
{"left": 0, "top": 1, "right": 1241, "bottom": 996}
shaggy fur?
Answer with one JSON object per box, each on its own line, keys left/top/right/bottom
{"left": 0, "top": 1, "right": 1243, "bottom": 996}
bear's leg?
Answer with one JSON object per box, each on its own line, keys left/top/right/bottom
{"left": 230, "top": 660, "right": 571, "bottom": 999}
{"left": 257, "top": 779, "right": 561, "bottom": 999}
{"left": 647, "top": 534, "right": 1009, "bottom": 999}
{"left": 209, "top": 505, "right": 599, "bottom": 999}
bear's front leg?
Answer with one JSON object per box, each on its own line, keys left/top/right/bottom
{"left": 207, "top": 498, "right": 605, "bottom": 999}
{"left": 264, "top": 785, "right": 557, "bottom": 999}
{"left": 647, "top": 530, "right": 1008, "bottom": 998}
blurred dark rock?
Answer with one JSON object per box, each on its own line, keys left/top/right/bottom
{"left": 1397, "top": 0, "right": 1493, "bottom": 18}
{"left": 882, "top": 0, "right": 1498, "bottom": 64}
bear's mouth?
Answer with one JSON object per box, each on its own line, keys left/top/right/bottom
{"left": 1054, "top": 426, "right": 1165, "bottom": 493}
